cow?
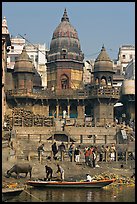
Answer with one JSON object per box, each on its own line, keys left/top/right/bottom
{"left": 6, "top": 163, "right": 32, "bottom": 179}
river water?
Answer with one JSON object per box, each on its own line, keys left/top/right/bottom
{"left": 6, "top": 185, "right": 135, "bottom": 202}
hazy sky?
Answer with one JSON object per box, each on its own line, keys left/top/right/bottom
{"left": 2, "top": 2, "right": 135, "bottom": 60}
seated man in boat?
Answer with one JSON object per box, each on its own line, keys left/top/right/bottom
{"left": 56, "top": 164, "right": 64, "bottom": 181}
{"left": 45, "top": 165, "right": 53, "bottom": 181}
{"left": 86, "top": 173, "right": 92, "bottom": 182}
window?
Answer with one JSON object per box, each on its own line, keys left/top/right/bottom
{"left": 130, "top": 54, "right": 132, "bottom": 59}
{"left": 122, "top": 55, "right": 126, "bottom": 59}
{"left": 30, "top": 55, "right": 34, "bottom": 61}
{"left": 61, "top": 49, "right": 67, "bottom": 59}
{"left": 61, "top": 75, "right": 69, "bottom": 89}
{"left": 35, "top": 55, "right": 38, "bottom": 62}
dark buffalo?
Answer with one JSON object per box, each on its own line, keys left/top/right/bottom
{"left": 7, "top": 163, "right": 32, "bottom": 179}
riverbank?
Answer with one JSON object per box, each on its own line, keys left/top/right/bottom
{"left": 2, "top": 146, "right": 135, "bottom": 189}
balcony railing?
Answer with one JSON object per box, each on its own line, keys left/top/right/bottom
{"left": 89, "top": 86, "right": 120, "bottom": 98}
{"left": 6, "top": 86, "right": 120, "bottom": 99}
{"left": 6, "top": 88, "right": 89, "bottom": 99}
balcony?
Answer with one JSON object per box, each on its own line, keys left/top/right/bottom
{"left": 6, "top": 86, "right": 120, "bottom": 100}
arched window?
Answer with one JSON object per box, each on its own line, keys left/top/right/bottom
{"left": 61, "top": 74, "right": 69, "bottom": 89}
{"left": 101, "top": 76, "right": 107, "bottom": 86}
{"left": 95, "top": 77, "right": 99, "bottom": 85}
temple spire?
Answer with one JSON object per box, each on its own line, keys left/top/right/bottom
{"left": 61, "top": 8, "right": 69, "bottom": 22}
{"left": 2, "top": 16, "right": 9, "bottom": 34}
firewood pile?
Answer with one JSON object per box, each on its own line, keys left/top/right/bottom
{"left": 10, "top": 108, "right": 53, "bottom": 127}
{"left": 13, "top": 108, "right": 23, "bottom": 126}
{"left": 22, "top": 109, "right": 33, "bottom": 127}
{"left": 33, "top": 114, "right": 43, "bottom": 126}
{"left": 43, "top": 117, "right": 53, "bottom": 126}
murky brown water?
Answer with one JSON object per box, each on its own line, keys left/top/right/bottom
{"left": 5, "top": 186, "right": 135, "bottom": 202}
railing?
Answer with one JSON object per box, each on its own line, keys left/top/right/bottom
{"left": 90, "top": 86, "right": 120, "bottom": 98}
{"left": 6, "top": 88, "right": 90, "bottom": 99}
{"left": 6, "top": 86, "right": 120, "bottom": 99}
{"left": 14, "top": 133, "right": 131, "bottom": 163}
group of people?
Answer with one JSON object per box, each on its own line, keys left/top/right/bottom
{"left": 68, "top": 143, "right": 82, "bottom": 162}
{"left": 52, "top": 141, "right": 82, "bottom": 162}
{"left": 37, "top": 142, "right": 116, "bottom": 165}
{"left": 45, "top": 164, "right": 94, "bottom": 182}
{"left": 52, "top": 141, "right": 66, "bottom": 161}
{"left": 84, "top": 146, "right": 96, "bottom": 167}
{"left": 84, "top": 143, "right": 116, "bottom": 167}
{"left": 45, "top": 164, "right": 64, "bottom": 181}
{"left": 37, "top": 142, "right": 66, "bottom": 162}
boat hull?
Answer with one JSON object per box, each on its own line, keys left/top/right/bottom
{"left": 26, "top": 179, "right": 115, "bottom": 188}
{"left": 2, "top": 188, "right": 24, "bottom": 201}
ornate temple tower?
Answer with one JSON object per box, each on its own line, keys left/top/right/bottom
{"left": 13, "top": 46, "right": 35, "bottom": 93}
{"left": 47, "top": 9, "right": 84, "bottom": 92}
{"left": 93, "top": 45, "right": 115, "bottom": 86}
{"left": 92, "top": 46, "right": 119, "bottom": 125}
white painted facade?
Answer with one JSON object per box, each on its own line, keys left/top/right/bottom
{"left": 7, "top": 37, "right": 25, "bottom": 69}
{"left": 125, "top": 59, "right": 135, "bottom": 80}
{"left": 7, "top": 37, "right": 49, "bottom": 88}
{"left": 83, "top": 60, "right": 95, "bottom": 84}
{"left": 117, "top": 45, "right": 135, "bottom": 75}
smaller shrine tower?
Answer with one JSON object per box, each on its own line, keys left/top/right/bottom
{"left": 13, "top": 46, "right": 35, "bottom": 93}
{"left": 92, "top": 45, "right": 119, "bottom": 125}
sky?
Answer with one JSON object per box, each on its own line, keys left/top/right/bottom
{"left": 2, "top": 2, "right": 135, "bottom": 60}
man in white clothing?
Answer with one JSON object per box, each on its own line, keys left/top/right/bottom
{"left": 86, "top": 173, "right": 92, "bottom": 182}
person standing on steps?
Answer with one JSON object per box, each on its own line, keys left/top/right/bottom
{"left": 52, "top": 142, "right": 58, "bottom": 160}
{"left": 68, "top": 142, "right": 75, "bottom": 162}
{"left": 58, "top": 142, "right": 66, "bottom": 161}
{"left": 37, "top": 143, "right": 45, "bottom": 162}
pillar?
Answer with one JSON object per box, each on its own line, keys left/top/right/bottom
{"left": 77, "top": 104, "right": 85, "bottom": 118}
{"left": 67, "top": 104, "right": 70, "bottom": 118}
{"left": 46, "top": 104, "right": 49, "bottom": 117}
{"left": 56, "top": 105, "right": 59, "bottom": 118}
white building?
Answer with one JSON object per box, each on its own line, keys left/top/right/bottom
{"left": 25, "top": 43, "right": 48, "bottom": 88}
{"left": 83, "top": 60, "right": 94, "bottom": 85}
{"left": 7, "top": 37, "right": 25, "bottom": 69}
{"left": 7, "top": 36, "right": 49, "bottom": 88}
{"left": 117, "top": 45, "right": 135, "bottom": 75}
{"left": 125, "top": 59, "right": 135, "bottom": 80}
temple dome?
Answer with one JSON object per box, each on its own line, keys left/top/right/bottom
{"left": 48, "top": 9, "right": 83, "bottom": 60}
{"left": 94, "top": 45, "right": 113, "bottom": 72}
{"left": 14, "top": 46, "right": 34, "bottom": 73}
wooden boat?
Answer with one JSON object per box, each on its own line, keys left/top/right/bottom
{"left": 26, "top": 179, "right": 115, "bottom": 188}
{"left": 2, "top": 187, "right": 24, "bottom": 201}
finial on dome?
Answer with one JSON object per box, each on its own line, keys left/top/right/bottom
{"left": 61, "top": 8, "right": 69, "bottom": 22}
{"left": 101, "top": 44, "right": 105, "bottom": 51}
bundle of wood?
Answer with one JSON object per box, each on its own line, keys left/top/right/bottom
{"left": 13, "top": 108, "right": 33, "bottom": 127}
{"left": 33, "top": 114, "right": 43, "bottom": 126}
{"left": 13, "top": 108, "right": 23, "bottom": 126}
{"left": 23, "top": 110, "right": 33, "bottom": 127}
{"left": 43, "top": 117, "right": 53, "bottom": 127}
